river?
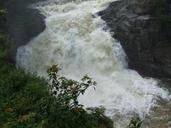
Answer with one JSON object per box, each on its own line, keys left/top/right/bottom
{"left": 16, "top": 0, "right": 170, "bottom": 127}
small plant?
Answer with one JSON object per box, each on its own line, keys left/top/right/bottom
{"left": 87, "top": 107, "right": 113, "bottom": 128}
{"left": 47, "top": 64, "right": 96, "bottom": 110}
{"left": 0, "top": 9, "right": 7, "bottom": 17}
{"left": 128, "top": 115, "right": 142, "bottom": 128}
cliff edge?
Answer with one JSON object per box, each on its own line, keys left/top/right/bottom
{"left": 99, "top": 0, "right": 171, "bottom": 79}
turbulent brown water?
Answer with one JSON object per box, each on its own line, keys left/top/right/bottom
{"left": 16, "top": 0, "right": 171, "bottom": 127}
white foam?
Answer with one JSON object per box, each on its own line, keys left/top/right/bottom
{"left": 16, "top": 0, "right": 170, "bottom": 127}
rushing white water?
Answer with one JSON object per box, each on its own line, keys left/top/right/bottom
{"left": 16, "top": 0, "right": 170, "bottom": 127}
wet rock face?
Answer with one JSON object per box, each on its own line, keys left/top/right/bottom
{"left": 3, "top": 0, "right": 46, "bottom": 48}
{"left": 1, "top": 0, "right": 46, "bottom": 62}
{"left": 99, "top": 0, "right": 171, "bottom": 78}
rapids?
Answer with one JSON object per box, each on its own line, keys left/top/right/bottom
{"left": 16, "top": 0, "right": 170, "bottom": 127}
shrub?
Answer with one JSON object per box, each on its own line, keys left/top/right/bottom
{"left": 0, "top": 53, "right": 112, "bottom": 128}
{"left": 47, "top": 64, "right": 96, "bottom": 110}
{"left": 128, "top": 115, "right": 142, "bottom": 128}
{"left": 0, "top": 8, "right": 113, "bottom": 128}
{"left": 0, "top": 9, "right": 7, "bottom": 17}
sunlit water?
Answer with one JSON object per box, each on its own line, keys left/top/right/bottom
{"left": 16, "top": 0, "right": 170, "bottom": 127}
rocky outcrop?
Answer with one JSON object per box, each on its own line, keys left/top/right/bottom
{"left": 1, "top": 0, "right": 46, "bottom": 62}
{"left": 2, "top": 0, "right": 46, "bottom": 47}
{"left": 99, "top": 0, "right": 171, "bottom": 78}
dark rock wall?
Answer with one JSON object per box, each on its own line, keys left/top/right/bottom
{"left": 1, "top": 0, "right": 171, "bottom": 79}
{"left": 1, "top": 0, "right": 46, "bottom": 48}
{"left": 0, "top": 0, "right": 46, "bottom": 61}
{"left": 99, "top": 0, "right": 171, "bottom": 78}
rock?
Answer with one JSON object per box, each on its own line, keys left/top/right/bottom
{"left": 4, "top": 0, "right": 46, "bottom": 47}
{"left": 1, "top": 0, "right": 46, "bottom": 61}
{"left": 99, "top": 0, "right": 171, "bottom": 79}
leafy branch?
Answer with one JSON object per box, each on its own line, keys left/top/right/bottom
{"left": 47, "top": 65, "right": 96, "bottom": 110}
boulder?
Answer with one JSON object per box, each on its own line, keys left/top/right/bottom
{"left": 99, "top": 0, "right": 171, "bottom": 78}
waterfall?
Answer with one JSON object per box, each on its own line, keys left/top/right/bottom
{"left": 16, "top": 0, "right": 170, "bottom": 127}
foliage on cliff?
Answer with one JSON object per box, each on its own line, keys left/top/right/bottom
{"left": 0, "top": 6, "right": 144, "bottom": 128}
{"left": 0, "top": 9, "right": 113, "bottom": 128}
{"left": 0, "top": 31, "right": 115, "bottom": 128}
{"left": 0, "top": 34, "right": 114, "bottom": 128}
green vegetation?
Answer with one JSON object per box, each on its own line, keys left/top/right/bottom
{"left": 0, "top": 35, "right": 113, "bottom": 128}
{"left": 47, "top": 65, "right": 96, "bottom": 110}
{"left": 0, "top": 9, "right": 7, "bottom": 17}
{"left": 128, "top": 116, "right": 142, "bottom": 128}
{"left": 0, "top": 7, "right": 143, "bottom": 128}
{"left": 0, "top": 9, "right": 7, "bottom": 31}
{"left": 0, "top": 9, "right": 113, "bottom": 128}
